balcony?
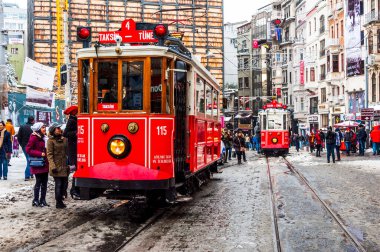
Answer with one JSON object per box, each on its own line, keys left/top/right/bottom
{"left": 326, "top": 38, "right": 342, "bottom": 53}
{"left": 364, "top": 11, "right": 380, "bottom": 26}
{"left": 293, "top": 37, "right": 305, "bottom": 45}
{"left": 335, "top": 2, "right": 343, "bottom": 11}
{"left": 326, "top": 71, "right": 344, "bottom": 81}
{"left": 367, "top": 54, "right": 380, "bottom": 66}
{"left": 280, "top": 37, "right": 294, "bottom": 46}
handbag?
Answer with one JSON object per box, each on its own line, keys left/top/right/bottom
{"left": 29, "top": 157, "right": 45, "bottom": 167}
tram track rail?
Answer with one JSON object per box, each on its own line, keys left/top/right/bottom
{"left": 266, "top": 156, "right": 367, "bottom": 252}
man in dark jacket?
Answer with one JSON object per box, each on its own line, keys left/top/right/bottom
{"left": 325, "top": 126, "right": 336, "bottom": 163}
{"left": 63, "top": 106, "right": 79, "bottom": 198}
{"left": 357, "top": 124, "right": 367, "bottom": 156}
{"left": 233, "top": 130, "right": 246, "bottom": 164}
{"left": 17, "top": 116, "right": 35, "bottom": 180}
{"left": 344, "top": 128, "right": 352, "bottom": 156}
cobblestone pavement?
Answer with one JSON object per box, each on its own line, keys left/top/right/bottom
{"left": 122, "top": 154, "right": 275, "bottom": 252}
{"left": 1, "top": 149, "right": 380, "bottom": 251}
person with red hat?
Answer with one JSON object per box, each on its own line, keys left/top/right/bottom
{"left": 63, "top": 105, "right": 80, "bottom": 198}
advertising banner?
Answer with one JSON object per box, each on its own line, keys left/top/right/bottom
{"left": 21, "top": 58, "right": 56, "bottom": 90}
{"left": 345, "top": 0, "right": 364, "bottom": 76}
{"left": 348, "top": 91, "right": 365, "bottom": 113}
{"left": 26, "top": 87, "right": 54, "bottom": 108}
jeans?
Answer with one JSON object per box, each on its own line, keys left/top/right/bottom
{"left": 245, "top": 142, "right": 252, "bottom": 150}
{"left": 54, "top": 177, "right": 68, "bottom": 206}
{"left": 335, "top": 145, "right": 341, "bottom": 160}
{"left": 22, "top": 147, "right": 31, "bottom": 179}
{"left": 236, "top": 150, "right": 242, "bottom": 164}
{"left": 345, "top": 142, "right": 351, "bottom": 155}
{"left": 359, "top": 139, "right": 365, "bottom": 155}
{"left": 0, "top": 158, "right": 8, "bottom": 178}
{"left": 373, "top": 142, "right": 380, "bottom": 154}
{"left": 34, "top": 173, "right": 48, "bottom": 202}
{"left": 326, "top": 144, "right": 335, "bottom": 162}
{"left": 242, "top": 150, "right": 246, "bottom": 161}
{"left": 316, "top": 144, "right": 321, "bottom": 157}
{"left": 256, "top": 143, "right": 261, "bottom": 154}
{"left": 226, "top": 147, "right": 232, "bottom": 160}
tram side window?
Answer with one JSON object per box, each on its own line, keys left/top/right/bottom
{"left": 262, "top": 115, "right": 267, "bottom": 130}
{"left": 151, "top": 58, "right": 162, "bottom": 113}
{"left": 81, "top": 59, "right": 90, "bottom": 113}
{"left": 196, "top": 76, "right": 205, "bottom": 114}
{"left": 122, "top": 62, "right": 144, "bottom": 110}
{"left": 213, "top": 89, "right": 218, "bottom": 119}
{"left": 205, "top": 84, "right": 212, "bottom": 116}
{"left": 97, "top": 61, "right": 118, "bottom": 110}
{"left": 283, "top": 114, "right": 287, "bottom": 130}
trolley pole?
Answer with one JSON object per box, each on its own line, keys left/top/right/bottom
{"left": 63, "top": 10, "right": 71, "bottom": 107}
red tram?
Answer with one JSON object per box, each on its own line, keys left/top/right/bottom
{"left": 258, "top": 100, "right": 291, "bottom": 156}
{"left": 73, "top": 20, "right": 221, "bottom": 203}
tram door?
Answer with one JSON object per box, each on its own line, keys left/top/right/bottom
{"left": 174, "top": 61, "right": 188, "bottom": 181}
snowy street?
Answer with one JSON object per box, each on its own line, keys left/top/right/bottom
{"left": 0, "top": 149, "right": 380, "bottom": 251}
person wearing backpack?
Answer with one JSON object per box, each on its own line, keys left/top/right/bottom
{"left": 325, "top": 126, "right": 336, "bottom": 163}
{"left": 335, "top": 128, "right": 343, "bottom": 161}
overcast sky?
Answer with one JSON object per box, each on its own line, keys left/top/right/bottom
{"left": 7, "top": 0, "right": 268, "bottom": 24}
{"left": 224, "top": 0, "right": 269, "bottom": 23}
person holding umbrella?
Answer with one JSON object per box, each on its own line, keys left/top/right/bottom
{"left": 63, "top": 105, "right": 80, "bottom": 199}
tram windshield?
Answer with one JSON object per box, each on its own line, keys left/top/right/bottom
{"left": 265, "top": 113, "right": 286, "bottom": 130}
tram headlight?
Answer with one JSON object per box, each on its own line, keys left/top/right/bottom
{"left": 107, "top": 135, "right": 131, "bottom": 159}
{"left": 272, "top": 138, "right": 278, "bottom": 144}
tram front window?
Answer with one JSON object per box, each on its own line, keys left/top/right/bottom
{"left": 122, "top": 61, "right": 144, "bottom": 110}
{"left": 97, "top": 61, "right": 118, "bottom": 110}
{"left": 267, "top": 114, "right": 284, "bottom": 130}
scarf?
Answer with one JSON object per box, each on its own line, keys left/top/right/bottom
{"left": 0, "top": 129, "right": 6, "bottom": 149}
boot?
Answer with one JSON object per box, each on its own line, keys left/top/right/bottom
{"left": 56, "top": 201, "right": 67, "bottom": 209}
{"left": 32, "top": 199, "right": 39, "bottom": 207}
{"left": 39, "top": 199, "right": 50, "bottom": 207}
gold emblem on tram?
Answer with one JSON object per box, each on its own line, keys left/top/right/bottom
{"left": 101, "top": 123, "right": 110, "bottom": 133}
{"left": 128, "top": 122, "right": 139, "bottom": 134}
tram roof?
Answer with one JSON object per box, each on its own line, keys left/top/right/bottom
{"left": 76, "top": 45, "right": 219, "bottom": 90}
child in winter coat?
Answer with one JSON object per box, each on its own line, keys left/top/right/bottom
{"left": 12, "top": 135, "right": 20, "bottom": 157}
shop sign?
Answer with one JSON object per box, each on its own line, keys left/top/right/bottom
{"left": 333, "top": 106, "right": 345, "bottom": 114}
{"left": 360, "top": 108, "right": 374, "bottom": 121}
{"left": 308, "top": 115, "right": 319, "bottom": 123}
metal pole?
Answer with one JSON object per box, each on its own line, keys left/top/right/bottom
{"left": 64, "top": 10, "right": 71, "bottom": 107}
{"left": 0, "top": 0, "right": 5, "bottom": 119}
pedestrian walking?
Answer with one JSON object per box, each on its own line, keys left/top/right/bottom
{"left": 245, "top": 134, "right": 252, "bottom": 151}
{"left": 0, "top": 121, "right": 12, "bottom": 180}
{"left": 12, "top": 135, "right": 20, "bottom": 157}
{"left": 47, "top": 123, "right": 69, "bottom": 209}
{"left": 293, "top": 133, "right": 300, "bottom": 152}
{"left": 5, "top": 119, "right": 15, "bottom": 166}
{"left": 357, "top": 124, "right": 367, "bottom": 156}
{"left": 26, "top": 122, "right": 49, "bottom": 207}
{"left": 344, "top": 128, "right": 352, "bottom": 156}
{"left": 233, "top": 130, "right": 246, "bottom": 164}
{"left": 335, "top": 128, "right": 342, "bottom": 161}
{"left": 309, "top": 132, "right": 316, "bottom": 153}
{"left": 255, "top": 130, "right": 261, "bottom": 154}
{"left": 370, "top": 125, "right": 380, "bottom": 155}
{"left": 325, "top": 126, "right": 336, "bottom": 163}
{"left": 17, "top": 116, "right": 35, "bottom": 181}
{"left": 63, "top": 105, "right": 80, "bottom": 199}
{"left": 319, "top": 129, "right": 326, "bottom": 152}
{"left": 315, "top": 130, "right": 322, "bottom": 157}
{"left": 221, "top": 131, "right": 229, "bottom": 163}
{"left": 226, "top": 131, "right": 233, "bottom": 160}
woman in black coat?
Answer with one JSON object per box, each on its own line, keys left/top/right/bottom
{"left": 63, "top": 106, "right": 79, "bottom": 198}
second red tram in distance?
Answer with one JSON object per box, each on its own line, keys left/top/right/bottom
{"left": 73, "top": 20, "right": 221, "bottom": 203}
{"left": 258, "top": 100, "right": 291, "bottom": 156}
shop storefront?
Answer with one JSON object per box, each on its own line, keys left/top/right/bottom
{"left": 307, "top": 115, "right": 319, "bottom": 133}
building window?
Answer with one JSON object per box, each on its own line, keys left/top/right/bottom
{"left": 320, "top": 64, "right": 326, "bottom": 80}
{"left": 332, "top": 55, "right": 339, "bottom": 72}
{"left": 336, "top": 23, "right": 339, "bottom": 39}
{"left": 369, "top": 31, "right": 373, "bottom": 54}
{"left": 238, "top": 78, "right": 243, "bottom": 88}
{"left": 331, "top": 25, "right": 334, "bottom": 38}
{"left": 289, "top": 72, "right": 292, "bottom": 84}
{"left": 340, "top": 20, "right": 344, "bottom": 36}
{"left": 309, "top": 22, "right": 312, "bottom": 35}
{"left": 320, "top": 39, "right": 325, "bottom": 57}
{"left": 372, "top": 73, "right": 376, "bottom": 102}
{"left": 321, "top": 87, "right": 327, "bottom": 103}
{"left": 300, "top": 97, "right": 304, "bottom": 111}
{"left": 310, "top": 67, "right": 315, "bottom": 81}
{"left": 306, "top": 68, "right": 308, "bottom": 82}
{"left": 10, "top": 48, "right": 18, "bottom": 54}
{"left": 310, "top": 97, "right": 318, "bottom": 114}
{"left": 320, "top": 15, "right": 325, "bottom": 33}
{"left": 378, "top": 29, "right": 380, "bottom": 53}
{"left": 244, "top": 58, "right": 249, "bottom": 70}
{"left": 244, "top": 77, "right": 249, "bottom": 88}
